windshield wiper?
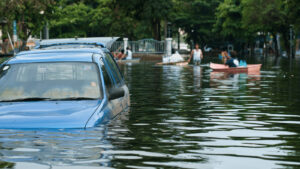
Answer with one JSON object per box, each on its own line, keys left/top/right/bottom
{"left": 0, "top": 97, "right": 52, "bottom": 102}
{"left": 49, "top": 97, "right": 99, "bottom": 101}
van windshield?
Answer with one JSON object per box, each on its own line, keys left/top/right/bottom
{"left": 0, "top": 62, "right": 102, "bottom": 102}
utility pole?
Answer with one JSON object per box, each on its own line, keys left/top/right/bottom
{"left": 290, "top": 25, "right": 293, "bottom": 58}
{"left": 289, "top": 25, "right": 293, "bottom": 70}
{"left": 191, "top": 29, "right": 194, "bottom": 51}
{"left": 43, "top": 22, "right": 49, "bottom": 39}
{"left": 13, "top": 20, "right": 17, "bottom": 54}
{"left": 178, "top": 28, "right": 180, "bottom": 51}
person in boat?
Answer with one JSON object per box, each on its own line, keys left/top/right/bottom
{"left": 115, "top": 49, "right": 125, "bottom": 60}
{"left": 188, "top": 43, "right": 203, "bottom": 65}
{"left": 221, "top": 47, "right": 230, "bottom": 64}
{"left": 225, "top": 51, "right": 239, "bottom": 67}
{"left": 125, "top": 47, "right": 133, "bottom": 60}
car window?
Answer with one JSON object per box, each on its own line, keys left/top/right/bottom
{"left": 103, "top": 52, "right": 123, "bottom": 85}
{"left": 99, "top": 57, "right": 113, "bottom": 91}
{"left": 0, "top": 62, "right": 102, "bottom": 101}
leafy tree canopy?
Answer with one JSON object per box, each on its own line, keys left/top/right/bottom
{"left": 0, "top": 0, "right": 55, "bottom": 41}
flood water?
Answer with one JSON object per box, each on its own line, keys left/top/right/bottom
{"left": 0, "top": 56, "right": 300, "bottom": 169}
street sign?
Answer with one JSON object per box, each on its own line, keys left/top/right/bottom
{"left": 13, "top": 20, "right": 17, "bottom": 42}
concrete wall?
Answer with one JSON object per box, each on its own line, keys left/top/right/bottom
{"left": 133, "top": 53, "right": 191, "bottom": 62}
{"left": 133, "top": 53, "right": 163, "bottom": 61}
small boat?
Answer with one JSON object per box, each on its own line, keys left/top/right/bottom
{"left": 156, "top": 61, "right": 189, "bottom": 66}
{"left": 210, "top": 63, "right": 262, "bottom": 74}
{"left": 117, "top": 58, "right": 140, "bottom": 64}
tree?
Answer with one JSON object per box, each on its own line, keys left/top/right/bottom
{"left": 242, "top": 0, "right": 300, "bottom": 58}
{"left": 49, "top": 0, "right": 165, "bottom": 40}
{"left": 50, "top": 1, "right": 92, "bottom": 38}
{"left": 213, "top": 0, "right": 254, "bottom": 53}
{"left": 172, "top": 0, "right": 222, "bottom": 47}
{"left": 89, "top": 0, "right": 149, "bottom": 39}
{"left": 0, "top": 0, "right": 55, "bottom": 44}
{"left": 242, "top": 0, "right": 285, "bottom": 57}
{"left": 283, "top": 0, "right": 300, "bottom": 58}
{"left": 288, "top": 0, "right": 300, "bottom": 30}
{"left": 115, "top": 0, "right": 173, "bottom": 40}
{"left": 214, "top": 0, "right": 244, "bottom": 39}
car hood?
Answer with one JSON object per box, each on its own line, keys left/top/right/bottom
{"left": 0, "top": 100, "right": 101, "bottom": 129}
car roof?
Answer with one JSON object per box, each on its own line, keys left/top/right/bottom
{"left": 7, "top": 48, "right": 105, "bottom": 64}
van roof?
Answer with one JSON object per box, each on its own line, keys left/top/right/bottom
{"left": 7, "top": 48, "right": 104, "bottom": 64}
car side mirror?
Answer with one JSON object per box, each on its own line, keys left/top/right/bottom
{"left": 108, "top": 87, "right": 125, "bottom": 100}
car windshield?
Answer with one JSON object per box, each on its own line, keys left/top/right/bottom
{"left": 0, "top": 62, "right": 102, "bottom": 102}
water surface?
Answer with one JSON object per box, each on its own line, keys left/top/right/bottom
{"left": 0, "top": 56, "right": 300, "bottom": 169}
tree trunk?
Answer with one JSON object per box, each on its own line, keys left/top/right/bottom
{"left": 164, "top": 20, "right": 167, "bottom": 39}
{"left": 263, "top": 33, "right": 268, "bottom": 57}
{"left": 272, "top": 32, "right": 279, "bottom": 58}
{"left": 178, "top": 30, "right": 180, "bottom": 50}
{"left": 157, "top": 20, "right": 161, "bottom": 41}
{"left": 282, "top": 31, "right": 290, "bottom": 59}
{"left": 250, "top": 42, "right": 254, "bottom": 57}
{"left": 292, "top": 40, "right": 295, "bottom": 59}
{"left": 152, "top": 19, "right": 161, "bottom": 41}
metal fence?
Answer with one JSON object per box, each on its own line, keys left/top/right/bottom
{"left": 110, "top": 39, "right": 165, "bottom": 54}
{"left": 1, "top": 38, "right": 166, "bottom": 55}
{"left": 110, "top": 41, "right": 124, "bottom": 52}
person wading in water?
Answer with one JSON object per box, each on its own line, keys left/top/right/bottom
{"left": 188, "top": 43, "right": 203, "bottom": 65}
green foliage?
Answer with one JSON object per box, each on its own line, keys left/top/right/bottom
{"left": 214, "top": 0, "right": 245, "bottom": 40}
{"left": 50, "top": 1, "right": 92, "bottom": 38}
{"left": 242, "top": 0, "right": 285, "bottom": 34}
{"left": 241, "top": 0, "right": 300, "bottom": 56}
{"left": 1, "top": 0, "right": 300, "bottom": 52}
{"left": 214, "top": 0, "right": 300, "bottom": 54}
{"left": 286, "top": 0, "right": 300, "bottom": 31}
{"left": 50, "top": 0, "right": 165, "bottom": 39}
{"left": 0, "top": 0, "right": 55, "bottom": 41}
{"left": 115, "top": 0, "right": 173, "bottom": 40}
{"left": 172, "top": 0, "right": 222, "bottom": 46}
{"left": 50, "top": 0, "right": 173, "bottom": 40}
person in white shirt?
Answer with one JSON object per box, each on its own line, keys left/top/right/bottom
{"left": 125, "top": 47, "right": 133, "bottom": 60}
{"left": 188, "top": 43, "right": 203, "bottom": 65}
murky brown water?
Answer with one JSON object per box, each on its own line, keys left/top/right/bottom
{"left": 0, "top": 56, "right": 300, "bottom": 169}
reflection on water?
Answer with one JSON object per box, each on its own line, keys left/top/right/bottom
{"left": 0, "top": 58, "right": 300, "bottom": 168}
{"left": 193, "top": 66, "right": 202, "bottom": 92}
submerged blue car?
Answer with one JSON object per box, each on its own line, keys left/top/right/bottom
{"left": 0, "top": 48, "right": 130, "bottom": 129}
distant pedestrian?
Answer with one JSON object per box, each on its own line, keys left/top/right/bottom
{"left": 125, "top": 47, "right": 132, "bottom": 60}
{"left": 188, "top": 43, "right": 203, "bottom": 65}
